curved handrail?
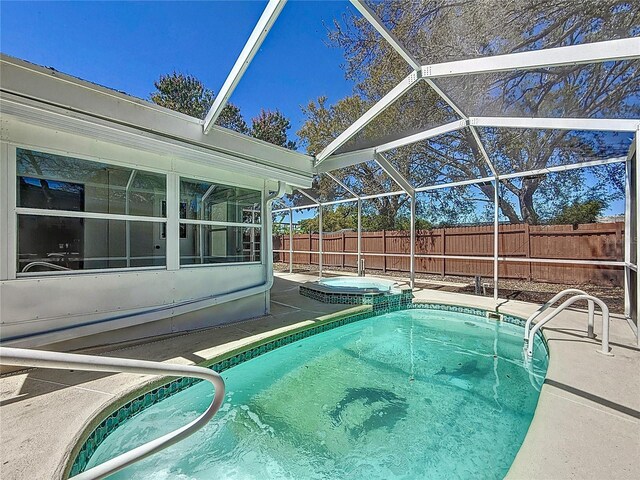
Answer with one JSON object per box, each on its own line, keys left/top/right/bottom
{"left": 523, "top": 289, "right": 590, "bottom": 344}
{"left": 0, "top": 347, "right": 225, "bottom": 480}
{"left": 526, "top": 294, "right": 610, "bottom": 358}
{"left": 21, "top": 261, "right": 72, "bottom": 272}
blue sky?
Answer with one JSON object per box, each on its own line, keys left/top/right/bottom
{"left": 0, "top": 0, "right": 355, "bottom": 140}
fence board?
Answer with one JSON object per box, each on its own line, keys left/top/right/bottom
{"left": 274, "top": 222, "right": 624, "bottom": 286}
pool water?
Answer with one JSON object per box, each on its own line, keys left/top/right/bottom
{"left": 86, "top": 309, "right": 548, "bottom": 479}
{"left": 318, "top": 276, "right": 398, "bottom": 292}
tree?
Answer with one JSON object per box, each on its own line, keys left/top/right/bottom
{"left": 150, "top": 74, "right": 299, "bottom": 149}
{"left": 550, "top": 199, "right": 605, "bottom": 225}
{"left": 150, "top": 72, "right": 248, "bottom": 133}
{"left": 250, "top": 109, "right": 297, "bottom": 150}
{"left": 298, "top": 1, "right": 636, "bottom": 224}
{"left": 295, "top": 204, "right": 433, "bottom": 233}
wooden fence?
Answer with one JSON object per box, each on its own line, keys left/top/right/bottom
{"left": 273, "top": 222, "right": 624, "bottom": 286}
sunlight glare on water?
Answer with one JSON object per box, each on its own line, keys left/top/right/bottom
{"left": 86, "top": 309, "right": 548, "bottom": 480}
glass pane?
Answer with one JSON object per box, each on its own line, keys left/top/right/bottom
{"left": 17, "top": 216, "right": 165, "bottom": 272}
{"left": 180, "top": 225, "right": 261, "bottom": 265}
{"left": 180, "top": 178, "right": 261, "bottom": 224}
{"left": 16, "top": 149, "right": 166, "bottom": 217}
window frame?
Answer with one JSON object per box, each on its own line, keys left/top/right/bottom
{"left": 8, "top": 145, "right": 267, "bottom": 277}
{"left": 13, "top": 146, "right": 169, "bottom": 277}
{"left": 178, "top": 176, "right": 264, "bottom": 267}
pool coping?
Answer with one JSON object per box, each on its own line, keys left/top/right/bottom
{"left": 66, "top": 301, "right": 546, "bottom": 478}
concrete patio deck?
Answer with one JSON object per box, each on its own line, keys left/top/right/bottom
{"left": 0, "top": 272, "right": 638, "bottom": 479}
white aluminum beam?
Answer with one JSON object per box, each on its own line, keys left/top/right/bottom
{"left": 375, "top": 153, "right": 415, "bottom": 196}
{"left": 324, "top": 172, "right": 359, "bottom": 198}
{"left": 469, "top": 125, "right": 498, "bottom": 177}
{"left": 422, "top": 38, "right": 640, "bottom": 78}
{"left": 376, "top": 119, "right": 467, "bottom": 153}
{"left": 315, "top": 148, "right": 375, "bottom": 173}
{"left": 349, "top": 0, "right": 421, "bottom": 71}
{"left": 471, "top": 116, "right": 640, "bottom": 132}
{"left": 203, "top": 0, "right": 287, "bottom": 133}
{"left": 297, "top": 188, "right": 320, "bottom": 205}
{"left": 316, "top": 71, "right": 420, "bottom": 163}
{"left": 498, "top": 156, "right": 627, "bottom": 180}
{"left": 414, "top": 155, "right": 626, "bottom": 193}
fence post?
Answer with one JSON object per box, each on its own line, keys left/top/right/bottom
{"left": 309, "top": 232, "right": 312, "bottom": 266}
{"left": 382, "top": 229, "right": 387, "bottom": 273}
{"left": 342, "top": 231, "right": 345, "bottom": 268}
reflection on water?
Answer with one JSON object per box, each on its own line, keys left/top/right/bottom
{"left": 87, "top": 309, "right": 548, "bottom": 480}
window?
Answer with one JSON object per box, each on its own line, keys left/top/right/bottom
{"left": 179, "top": 178, "right": 262, "bottom": 265}
{"left": 16, "top": 148, "right": 167, "bottom": 273}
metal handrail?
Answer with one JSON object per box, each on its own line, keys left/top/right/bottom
{"left": 21, "top": 261, "right": 72, "bottom": 272}
{"left": 523, "top": 289, "right": 591, "bottom": 345}
{"left": 0, "top": 347, "right": 225, "bottom": 480}
{"left": 525, "top": 294, "right": 611, "bottom": 357}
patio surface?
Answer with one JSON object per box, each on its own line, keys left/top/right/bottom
{"left": 0, "top": 272, "right": 638, "bottom": 479}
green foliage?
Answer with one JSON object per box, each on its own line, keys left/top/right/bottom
{"left": 150, "top": 72, "right": 247, "bottom": 133}
{"left": 550, "top": 199, "right": 605, "bottom": 225}
{"left": 298, "top": 1, "right": 633, "bottom": 224}
{"left": 295, "top": 205, "right": 432, "bottom": 233}
{"left": 150, "top": 74, "right": 296, "bottom": 150}
{"left": 250, "top": 109, "right": 296, "bottom": 149}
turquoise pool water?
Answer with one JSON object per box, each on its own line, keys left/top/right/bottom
{"left": 319, "top": 276, "right": 398, "bottom": 292}
{"left": 86, "top": 309, "right": 548, "bottom": 479}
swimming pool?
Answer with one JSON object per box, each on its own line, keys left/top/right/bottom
{"left": 83, "top": 308, "right": 548, "bottom": 479}
{"left": 318, "top": 276, "right": 399, "bottom": 293}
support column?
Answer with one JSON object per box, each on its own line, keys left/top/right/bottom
{"left": 493, "top": 179, "right": 499, "bottom": 301}
{"left": 625, "top": 152, "right": 632, "bottom": 318}
{"left": 357, "top": 198, "right": 362, "bottom": 276}
{"left": 166, "top": 173, "right": 180, "bottom": 271}
{"left": 631, "top": 128, "right": 640, "bottom": 346}
{"left": 288, "top": 207, "right": 293, "bottom": 274}
{"left": 410, "top": 195, "right": 416, "bottom": 289}
{"left": 318, "top": 205, "right": 323, "bottom": 279}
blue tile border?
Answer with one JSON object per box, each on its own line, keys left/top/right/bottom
{"left": 69, "top": 301, "right": 541, "bottom": 477}
{"left": 299, "top": 284, "right": 413, "bottom": 313}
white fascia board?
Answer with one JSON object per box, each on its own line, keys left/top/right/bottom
{"left": 470, "top": 116, "right": 640, "bottom": 132}
{"left": 422, "top": 38, "right": 640, "bottom": 78}
{"left": 203, "top": 0, "right": 287, "bottom": 133}
{"left": 315, "top": 147, "right": 375, "bottom": 173}
{"left": 375, "top": 153, "right": 415, "bottom": 196}
{"left": 376, "top": 119, "right": 468, "bottom": 153}
{"left": 349, "top": 0, "right": 421, "bottom": 71}
{"left": 0, "top": 54, "right": 314, "bottom": 180}
{"left": 315, "top": 71, "right": 420, "bottom": 163}
{"left": 1, "top": 95, "right": 313, "bottom": 188}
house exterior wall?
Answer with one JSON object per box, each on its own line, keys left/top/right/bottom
{"left": 0, "top": 111, "right": 283, "bottom": 348}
